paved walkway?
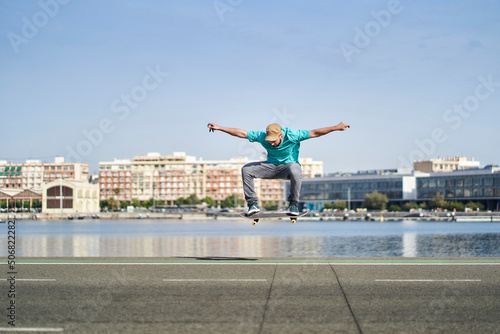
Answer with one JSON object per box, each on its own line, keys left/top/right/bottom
{"left": 1, "top": 257, "right": 500, "bottom": 333}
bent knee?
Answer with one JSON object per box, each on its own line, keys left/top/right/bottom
{"left": 290, "top": 163, "right": 302, "bottom": 173}
{"left": 288, "top": 163, "right": 302, "bottom": 177}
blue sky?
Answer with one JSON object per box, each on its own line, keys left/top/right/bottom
{"left": 1, "top": 0, "right": 499, "bottom": 174}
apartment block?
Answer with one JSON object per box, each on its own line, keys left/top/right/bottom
{"left": 99, "top": 152, "right": 324, "bottom": 206}
{"left": 0, "top": 157, "right": 89, "bottom": 190}
{"left": 414, "top": 156, "right": 480, "bottom": 173}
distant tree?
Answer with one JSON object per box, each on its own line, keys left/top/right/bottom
{"left": 220, "top": 195, "right": 244, "bottom": 208}
{"left": 99, "top": 199, "right": 109, "bottom": 209}
{"left": 264, "top": 201, "right": 278, "bottom": 211}
{"left": 202, "top": 196, "right": 216, "bottom": 207}
{"left": 404, "top": 202, "right": 419, "bottom": 211}
{"left": 32, "top": 199, "right": 42, "bottom": 208}
{"left": 447, "top": 201, "right": 464, "bottom": 211}
{"left": 132, "top": 198, "right": 141, "bottom": 208}
{"left": 364, "top": 191, "right": 389, "bottom": 210}
{"left": 187, "top": 194, "right": 202, "bottom": 205}
{"left": 322, "top": 202, "right": 334, "bottom": 210}
{"left": 429, "top": 192, "right": 447, "bottom": 209}
{"left": 465, "top": 201, "right": 484, "bottom": 211}
{"left": 389, "top": 205, "right": 401, "bottom": 212}
{"left": 142, "top": 198, "right": 154, "bottom": 208}
{"left": 108, "top": 197, "right": 119, "bottom": 211}
{"left": 120, "top": 201, "right": 129, "bottom": 209}
{"left": 175, "top": 194, "right": 202, "bottom": 206}
{"left": 334, "top": 200, "right": 347, "bottom": 210}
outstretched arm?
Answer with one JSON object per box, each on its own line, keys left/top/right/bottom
{"left": 309, "top": 122, "right": 350, "bottom": 139}
{"left": 207, "top": 123, "right": 248, "bottom": 139}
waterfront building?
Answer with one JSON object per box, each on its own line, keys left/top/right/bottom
{"left": 41, "top": 178, "right": 100, "bottom": 214}
{"left": 299, "top": 165, "right": 500, "bottom": 211}
{"left": 98, "top": 158, "right": 132, "bottom": 202}
{"left": 99, "top": 152, "right": 324, "bottom": 207}
{"left": 299, "top": 169, "right": 417, "bottom": 211}
{"left": 414, "top": 156, "right": 480, "bottom": 173}
{"left": 0, "top": 157, "right": 89, "bottom": 190}
{"left": 0, "top": 188, "right": 42, "bottom": 211}
{"left": 417, "top": 165, "right": 500, "bottom": 210}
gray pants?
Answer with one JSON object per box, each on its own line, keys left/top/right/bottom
{"left": 241, "top": 161, "right": 302, "bottom": 204}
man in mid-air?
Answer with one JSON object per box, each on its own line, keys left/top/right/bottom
{"left": 207, "top": 121, "right": 350, "bottom": 216}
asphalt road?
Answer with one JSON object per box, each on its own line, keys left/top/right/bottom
{"left": 1, "top": 257, "right": 499, "bottom": 333}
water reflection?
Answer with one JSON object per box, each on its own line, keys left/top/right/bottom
{"left": 403, "top": 233, "right": 417, "bottom": 257}
{"left": 3, "top": 220, "right": 500, "bottom": 257}
{"left": 19, "top": 235, "right": 287, "bottom": 257}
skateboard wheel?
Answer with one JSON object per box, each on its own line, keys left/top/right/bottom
{"left": 291, "top": 218, "right": 296, "bottom": 224}
{"left": 252, "top": 219, "right": 259, "bottom": 226}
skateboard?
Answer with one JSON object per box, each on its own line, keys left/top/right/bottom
{"left": 239, "top": 210, "right": 310, "bottom": 226}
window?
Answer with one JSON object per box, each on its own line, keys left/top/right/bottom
{"left": 473, "top": 178, "right": 481, "bottom": 187}
{"left": 484, "top": 177, "right": 493, "bottom": 186}
{"left": 46, "top": 186, "right": 73, "bottom": 209}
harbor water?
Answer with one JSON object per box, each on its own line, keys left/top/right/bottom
{"left": 2, "top": 219, "right": 500, "bottom": 258}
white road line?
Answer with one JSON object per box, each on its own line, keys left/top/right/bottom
{"left": 16, "top": 262, "right": 299, "bottom": 265}
{"left": 13, "top": 262, "right": 500, "bottom": 266}
{"left": 0, "top": 327, "right": 64, "bottom": 332}
{"left": 375, "top": 279, "right": 482, "bottom": 282}
{"left": 333, "top": 263, "right": 499, "bottom": 266}
{"left": 163, "top": 279, "right": 267, "bottom": 282}
{"left": 4, "top": 279, "right": 56, "bottom": 282}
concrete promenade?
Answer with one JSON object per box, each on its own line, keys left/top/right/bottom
{"left": 3, "top": 211, "right": 500, "bottom": 222}
{"left": 1, "top": 257, "right": 500, "bottom": 333}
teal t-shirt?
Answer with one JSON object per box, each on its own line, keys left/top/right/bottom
{"left": 247, "top": 127, "right": 310, "bottom": 165}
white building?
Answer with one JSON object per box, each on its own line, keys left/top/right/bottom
{"left": 414, "top": 156, "right": 480, "bottom": 173}
{"left": 42, "top": 179, "right": 99, "bottom": 214}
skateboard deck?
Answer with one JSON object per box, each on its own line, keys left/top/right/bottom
{"left": 239, "top": 210, "right": 310, "bottom": 226}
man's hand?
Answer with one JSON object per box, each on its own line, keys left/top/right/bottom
{"left": 207, "top": 123, "right": 220, "bottom": 132}
{"left": 335, "top": 122, "right": 350, "bottom": 131}
{"left": 207, "top": 123, "right": 248, "bottom": 138}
